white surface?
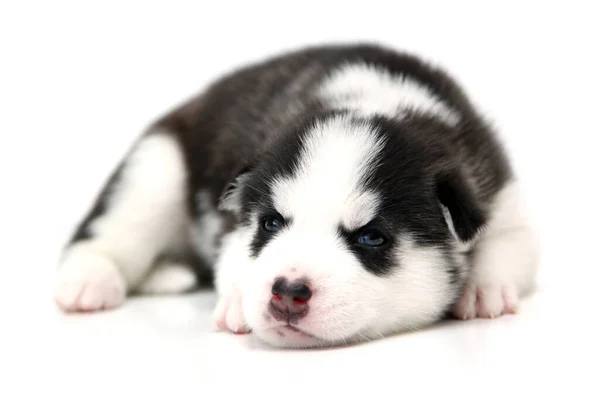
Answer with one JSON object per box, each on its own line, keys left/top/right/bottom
{"left": 1, "top": 1, "right": 599, "bottom": 399}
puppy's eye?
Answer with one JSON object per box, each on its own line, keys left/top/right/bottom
{"left": 262, "top": 214, "right": 285, "bottom": 233}
{"left": 357, "top": 229, "right": 387, "bottom": 247}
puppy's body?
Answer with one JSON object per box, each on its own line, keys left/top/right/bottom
{"left": 54, "top": 44, "right": 538, "bottom": 348}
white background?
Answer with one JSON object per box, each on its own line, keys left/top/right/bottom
{"left": 1, "top": 1, "right": 599, "bottom": 399}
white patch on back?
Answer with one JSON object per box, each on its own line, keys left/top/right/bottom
{"left": 318, "top": 63, "right": 460, "bottom": 125}
{"left": 271, "top": 115, "right": 384, "bottom": 230}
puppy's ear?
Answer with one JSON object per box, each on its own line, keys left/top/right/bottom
{"left": 435, "top": 168, "right": 486, "bottom": 242}
{"left": 218, "top": 165, "right": 253, "bottom": 214}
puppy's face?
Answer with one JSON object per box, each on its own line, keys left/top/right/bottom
{"left": 219, "top": 114, "right": 484, "bottom": 348}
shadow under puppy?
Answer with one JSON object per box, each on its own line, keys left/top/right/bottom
{"left": 54, "top": 43, "right": 539, "bottom": 348}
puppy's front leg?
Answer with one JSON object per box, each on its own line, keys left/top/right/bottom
{"left": 53, "top": 131, "right": 190, "bottom": 312}
{"left": 211, "top": 229, "right": 252, "bottom": 334}
{"left": 454, "top": 181, "right": 539, "bottom": 319}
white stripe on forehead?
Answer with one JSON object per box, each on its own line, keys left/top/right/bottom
{"left": 271, "top": 115, "right": 384, "bottom": 230}
{"left": 318, "top": 63, "right": 460, "bottom": 125}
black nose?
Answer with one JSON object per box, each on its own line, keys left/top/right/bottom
{"left": 271, "top": 278, "right": 312, "bottom": 302}
{"left": 269, "top": 277, "right": 312, "bottom": 322}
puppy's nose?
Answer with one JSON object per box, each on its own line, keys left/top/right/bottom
{"left": 271, "top": 278, "right": 312, "bottom": 302}
{"left": 269, "top": 277, "right": 311, "bottom": 322}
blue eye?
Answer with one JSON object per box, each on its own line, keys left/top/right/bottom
{"left": 262, "top": 215, "right": 284, "bottom": 233}
{"left": 357, "top": 229, "right": 387, "bottom": 247}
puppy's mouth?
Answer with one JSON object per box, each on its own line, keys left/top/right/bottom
{"left": 270, "top": 324, "right": 319, "bottom": 340}
{"left": 284, "top": 324, "right": 312, "bottom": 336}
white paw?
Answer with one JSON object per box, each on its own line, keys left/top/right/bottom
{"left": 53, "top": 245, "right": 126, "bottom": 312}
{"left": 453, "top": 282, "right": 518, "bottom": 320}
{"left": 212, "top": 289, "right": 251, "bottom": 334}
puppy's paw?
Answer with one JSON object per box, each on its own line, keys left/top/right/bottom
{"left": 212, "top": 290, "right": 251, "bottom": 334}
{"left": 453, "top": 282, "right": 518, "bottom": 320}
{"left": 53, "top": 245, "right": 126, "bottom": 313}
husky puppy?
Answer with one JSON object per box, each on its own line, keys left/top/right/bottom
{"left": 53, "top": 44, "right": 538, "bottom": 348}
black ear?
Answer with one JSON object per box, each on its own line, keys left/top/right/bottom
{"left": 218, "top": 165, "right": 253, "bottom": 214}
{"left": 435, "top": 169, "right": 486, "bottom": 242}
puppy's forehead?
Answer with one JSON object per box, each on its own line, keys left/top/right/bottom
{"left": 270, "top": 115, "right": 385, "bottom": 229}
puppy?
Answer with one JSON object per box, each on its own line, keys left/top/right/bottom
{"left": 53, "top": 44, "right": 539, "bottom": 348}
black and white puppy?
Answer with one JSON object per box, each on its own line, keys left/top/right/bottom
{"left": 53, "top": 44, "right": 539, "bottom": 348}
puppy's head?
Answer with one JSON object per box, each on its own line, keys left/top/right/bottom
{"left": 219, "top": 113, "right": 484, "bottom": 348}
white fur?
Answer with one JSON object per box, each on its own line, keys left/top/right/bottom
{"left": 453, "top": 180, "right": 539, "bottom": 319}
{"left": 318, "top": 63, "right": 460, "bottom": 125}
{"left": 271, "top": 115, "right": 384, "bottom": 230}
{"left": 54, "top": 131, "right": 191, "bottom": 311}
